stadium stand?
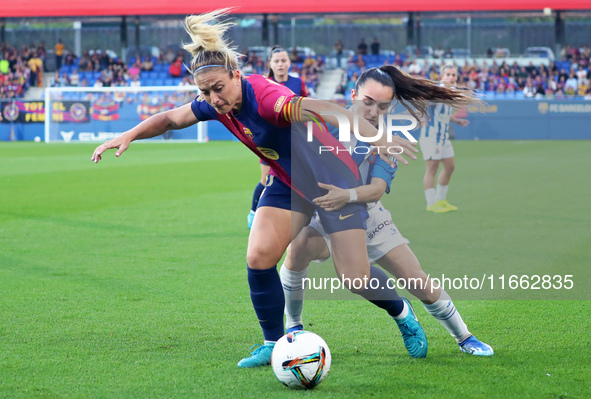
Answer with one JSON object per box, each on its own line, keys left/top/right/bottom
{"left": 336, "top": 45, "right": 591, "bottom": 100}
{"left": 0, "top": 42, "right": 46, "bottom": 99}
{"left": 2, "top": 39, "right": 590, "bottom": 100}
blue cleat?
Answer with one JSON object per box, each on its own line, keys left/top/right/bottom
{"left": 247, "top": 210, "right": 255, "bottom": 229}
{"left": 237, "top": 343, "right": 274, "bottom": 368}
{"left": 395, "top": 298, "right": 428, "bottom": 358}
{"left": 459, "top": 336, "right": 494, "bottom": 356}
{"left": 286, "top": 324, "right": 303, "bottom": 334}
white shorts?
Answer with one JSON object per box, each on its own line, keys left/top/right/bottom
{"left": 308, "top": 201, "right": 410, "bottom": 264}
{"left": 419, "top": 132, "right": 454, "bottom": 161}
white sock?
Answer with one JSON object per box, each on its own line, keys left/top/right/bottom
{"left": 393, "top": 300, "right": 409, "bottom": 320}
{"left": 279, "top": 262, "right": 308, "bottom": 330}
{"left": 435, "top": 184, "right": 449, "bottom": 202}
{"left": 264, "top": 340, "right": 276, "bottom": 346}
{"left": 425, "top": 188, "right": 436, "bottom": 206}
{"left": 423, "top": 291, "right": 471, "bottom": 343}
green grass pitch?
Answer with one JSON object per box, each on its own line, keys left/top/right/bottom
{"left": 0, "top": 140, "right": 589, "bottom": 398}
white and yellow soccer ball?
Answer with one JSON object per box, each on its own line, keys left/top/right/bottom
{"left": 271, "top": 331, "right": 331, "bottom": 390}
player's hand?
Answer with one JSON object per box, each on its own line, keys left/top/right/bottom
{"left": 457, "top": 119, "right": 470, "bottom": 127}
{"left": 380, "top": 135, "right": 418, "bottom": 167}
{"left": 91, "top": 135, "right": 132, "bottom": 163}
{"left": 313, "top": 182, "right": 349, "bottom": 211}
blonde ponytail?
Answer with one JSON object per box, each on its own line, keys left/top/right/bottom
{"left": 183, "top": 8, "right": 242, "bottom": 75}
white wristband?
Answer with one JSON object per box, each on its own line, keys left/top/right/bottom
{"left": 348, "top": 189, "right": 358, "bottom": 203}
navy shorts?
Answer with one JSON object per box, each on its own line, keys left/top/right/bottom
{"left": 258, "top": 174, "right": 367, "bottom": 234}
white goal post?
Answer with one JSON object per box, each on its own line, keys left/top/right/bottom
{"left": 44, "top": 86, "right": 208, "bottom": 143}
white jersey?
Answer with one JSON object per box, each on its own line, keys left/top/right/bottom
{"left": 419, "top": 103, "right": 455, "bottom": 160}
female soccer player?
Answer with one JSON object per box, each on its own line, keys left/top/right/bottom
{"left": 92, "top": 9, "right": 475, "bottom": 367}
{"left": 267, "top": 45, "right": 310, "bottom": 96}
{"left": 420, "top": 64, "right": 470, "bottom": 213}
{"left": 247, "top": 46, "right": 310, "bottom": 229}
{"left": 281, "top": 67, "right": 493, "bottom": 356}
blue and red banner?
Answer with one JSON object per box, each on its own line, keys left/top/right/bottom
{"left": 0, "top": 100, "right": 90, "bottom": 123}
{"left": 137, "top": 100, "right": 175, "bottom": 120}
{"left": 91, "top": 100, "right": 120, "bottom": 121}
{"left": 52, "top": 101, "right": 90, "bottom": 123}
{"left": 1, "top": 100, "right": 44, "bottom": 123}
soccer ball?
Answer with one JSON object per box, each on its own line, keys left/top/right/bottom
{"left": 271, "top": 331, "right": 331, "bottom": 390}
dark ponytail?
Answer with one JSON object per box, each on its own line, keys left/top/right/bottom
{"left": 355, "top": 66, "right": 478, "bottom": 120}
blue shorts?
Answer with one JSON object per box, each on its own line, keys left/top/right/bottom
{"left": 258, "top": 174, "right": 367, "bottom": 234}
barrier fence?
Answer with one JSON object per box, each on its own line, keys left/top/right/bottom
{"left": 1, "top": 99, "right": 590, "bottom": 142}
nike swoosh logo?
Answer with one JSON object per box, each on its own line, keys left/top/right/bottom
{"left": 339, "top": 214, "right": 354, "bottom": 220}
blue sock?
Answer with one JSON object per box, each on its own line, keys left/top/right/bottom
{"left": 247, "top": 265, "right": 285, "bottom": 342}
{"left": 357, "top": 266, "right": 404, "bottom": 317}
{"left": 251, "top": 182, "right": 265, "bottom": 212}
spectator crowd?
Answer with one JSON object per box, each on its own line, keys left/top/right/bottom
{"left": 3, "top": 38, "right": 591, "bottom": 101}
{"left": 0, "top": 42, "right": 47, "bottom": 99}
{"left": 337, "top": 39, "right": 591, "bottom": 100}
{"left": 52, "top": 48, "right": 190, "bottom": 89}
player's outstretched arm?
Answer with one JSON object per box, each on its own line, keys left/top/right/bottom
{"left": 91, "top": 103, "right": 199, "bottom": 163}
{"left": 299, "top": 98, "right": 418, "bottom": 166}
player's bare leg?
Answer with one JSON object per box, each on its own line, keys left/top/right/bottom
{"left": 376, "top": 244, "right": 439, "bottom": 303}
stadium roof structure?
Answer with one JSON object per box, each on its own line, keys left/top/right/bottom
{"left": 2, "top": 0, "right": 590, "bottom": 18}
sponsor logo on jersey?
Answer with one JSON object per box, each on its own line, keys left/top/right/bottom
{"left": 367, "top": 219, "right": 393, "bottom": 240}
{"left": 243, "top": 127, "right": 253, "bottom": 139}
{"left": 257, "top": 147, "right": 280, "bottom": 160}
